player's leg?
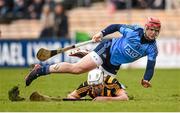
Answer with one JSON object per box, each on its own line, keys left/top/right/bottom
{"left": 25, "top": 39, "right": 111, "bottom": 86}
{"left": 49, "top": 53, "right": 98, "bottom": 73}
{"left": 25, "top": 52, "right": 102, "bottom": 86}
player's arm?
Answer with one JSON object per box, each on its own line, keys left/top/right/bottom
{"left": 142, "top": 44, "right": 158, "bottom": 88}
{"left": 141, "top": 60, "right": 156, "bottom": 88}
{"left": 101, "top": 24, "right": 123, "bottom": 36}
{"left": 93, "top": 89, "right": 128, "bottom": 101}
{"left": 67, "top": 90, "right": 81, "bottom": 99}
{"left": 67, "top": 81, "right": 89, "bottom": 99}
{"left": 92, "top": 24, "right": 123, "bottom": 42}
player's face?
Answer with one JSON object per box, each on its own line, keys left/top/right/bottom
{"left": 91, "top": 84, "right": 103, "bottom": 96}
{"left": 145, "top": 27, "right": 160, "bottom": 40}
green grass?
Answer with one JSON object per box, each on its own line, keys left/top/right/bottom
{"left": 0, "top": 68, "right": 180, "bottom": 111}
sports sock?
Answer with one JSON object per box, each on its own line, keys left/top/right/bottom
{"left": 37, "top": 65, "right": 50, "bottom": 76}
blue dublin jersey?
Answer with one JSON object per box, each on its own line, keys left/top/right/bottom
{"left": 109, "top": 24, "right": 158, "bottom": 66}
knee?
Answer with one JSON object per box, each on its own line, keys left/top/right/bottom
{"left": 71, "top": 68, "right": 85, "bottom": 74}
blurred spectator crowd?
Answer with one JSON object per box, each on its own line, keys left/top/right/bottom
{"left": 0, "top": 0, "right": 95, "bottom": 38}
{"left": 1, "top": 0, "right": 179, "bottom": 22}
{"left": 108, "top": 0, "right": 165, "bottom": 10}
{"left": 0, "top": 0, "right": 93, "bottom": 22}
{"left": 0, "top": 0, "right": 70, "bottom": 38}
{"left": 108, "top": 0, "right": 180, "bottom": 10}
{"left": 0, "top": 0, "right": 179, "bottom": 39}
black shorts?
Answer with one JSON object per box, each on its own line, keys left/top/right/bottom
{"left": 93, "top": 39, "right": 121, "bottom": 75}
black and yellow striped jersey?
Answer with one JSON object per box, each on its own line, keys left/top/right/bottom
{"left": 75, "top": 75, "right": 124, "bottom": 99}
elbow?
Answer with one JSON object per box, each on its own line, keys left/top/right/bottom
{"left": 121, "top": 94, "right": 129, "bottom": 101}
{"left": 116, "top": 93, "right": 129, "bottom": 101}
{"left": 124, "top": 95, "right": 129, "bottom": 101}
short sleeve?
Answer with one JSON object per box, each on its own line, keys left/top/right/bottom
{"left": 76, "top": 81, "right": 90, "bottom": 98}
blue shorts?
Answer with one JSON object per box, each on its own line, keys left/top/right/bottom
{"left": 93, "top": 39, "right": 121, "bottom": 75}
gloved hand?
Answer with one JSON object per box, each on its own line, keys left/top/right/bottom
{"left": 92, "top": 32, "right": 103, "bottom": 42}
{"left": 69, "top": 48, "right": 89, "bottom": 58}
{"left": 141, "top": 79, "right": 152, "bottom": 88}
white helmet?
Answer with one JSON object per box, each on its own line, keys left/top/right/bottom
{"left": 87, "top": 69, "right": 104, "bottom": 85}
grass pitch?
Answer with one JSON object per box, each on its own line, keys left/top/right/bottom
{"left": 0, "top": 68, "right": 179, "bottom": 112}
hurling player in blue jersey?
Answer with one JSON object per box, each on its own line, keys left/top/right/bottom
{"left": 25, "top": 17, "right": 161, "bottom": 88}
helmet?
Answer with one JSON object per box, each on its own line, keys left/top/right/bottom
{"left": 145, "top": 17, "right": 161, "bottom": 30}
{"left": 87, "top": 69, "right": 104, "bottom": 85}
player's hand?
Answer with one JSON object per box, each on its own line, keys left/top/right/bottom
{"left": 92, "top": 32, "right": 103, "bottom": 42}
{"left": 141, "top": 79, "right": 151, "bottom": 88}
{"left": 69, "top": 48, "right": 89, "bottom": 58}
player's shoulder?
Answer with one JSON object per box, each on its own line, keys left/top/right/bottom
{"left": 121, "top": 24, "right": 144, "bottom": 36}
{"left": 149, "top": 40, "right": 158, "bottom": 48}
{"left": 122, "top": 24, "right": 143, "bottom": 31}
{"left": 104, "top": 75, "right": 118, "bottom": 84}
{"left": 147, "top": 41, "right": 158, "bottom": 54}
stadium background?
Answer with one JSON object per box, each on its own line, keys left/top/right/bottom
{"left": 0, "top": 0, "right": 180, "bottom": 112}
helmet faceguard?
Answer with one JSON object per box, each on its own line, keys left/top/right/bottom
{"left": 87, "top": 69, "right": 104, "bottom": 85}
